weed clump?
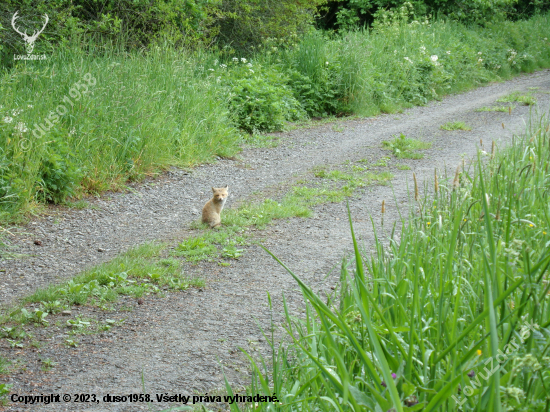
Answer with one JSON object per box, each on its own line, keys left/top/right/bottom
{"left": 382, "top": 133, "right": 431, "bottom": 158}
{"left": 440, "top": 121, "right": 472, "bottom": 131}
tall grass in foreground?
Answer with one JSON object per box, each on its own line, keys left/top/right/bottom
{"left": 235, "top": 115, "right": 550, "bottom": 411}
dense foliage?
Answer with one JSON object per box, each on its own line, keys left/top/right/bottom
{"left": 0, "top": 0, "right": 325, "bottom": 65}
{"left": 318, "top": 0, "right": 550, "bottom": 29}
{"left": 240, "top": 116, "right": 550, "bottom": 412}
{"left": 1, "top": 5, "right": 550, "bottom": 221}
{"left": 1, "top": 0, "right": 549, "bottom": 65}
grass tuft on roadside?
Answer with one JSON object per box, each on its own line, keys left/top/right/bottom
{"left": 382, "top": 133, "right": 432, "bottom": 159}
{"left": 476, "top": 104, "right": 515, "bottom": 112}
{"left": 440, "top": 121, "right": 472, "bottom": 131}
{"left": 497, "top": 91, "right": 537, "bottom": 105}
{"left": 1, "top": 242, "right": 203, "bottom": 329}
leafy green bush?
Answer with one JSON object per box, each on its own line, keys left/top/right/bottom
{"left": 215, "top": 0, "right": 326, "bottom": 52}
{"left": 0, "top": 45, "right": 239, "bottom": 221}
{"left": 318, "top": 0, "right": 550, "bottom": 30}
{"left": 223, "top": 59, "right": 304, "bottom": 132}
{"left": 0, "top": 0, "right": 218, "bottom": 60}
{"left": 37, "top": 137, "right": 82, "bottom": 204}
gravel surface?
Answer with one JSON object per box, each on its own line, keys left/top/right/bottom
{"left": 1, "top": 70, "right": 549, "bottom": 411}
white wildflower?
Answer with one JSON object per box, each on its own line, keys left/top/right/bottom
{"left": 478, "top": 58, "right": 483, "bottom": 63}
{"left": 247, "top": 63, "right": 253, "bottom": 68}
{"left": 220, "top": 64, "right": 227, "bottom": 69}
{"left": 241, "top": 58, "right": 247, "bottom": 63}
{"left": 15, "top": 122, "right": 28, "bottom": 133}
{"left": 478, "top": 52, "right": 482, "bottom": 55}
{"left": 446, "top": 51, "right": 451, "bottom": 55}
{"left": 232, "top": 57, "right": 238, "bottom": 62}
{"left": 11, "top": 108, "right": 22, "bottom": 116}
{"left": 249, "top": 69, "right": 254, "bottom": 74}
{"left": 2, "top": 116, "right": 13, "bottom": 124}
{"left": 420, "top": 45, "right": 426, "bottom": 54}
{"left": 27, "top": 104, "right": 33, "bottom": 108}
{"left": 404, "top": 57, "right": 413, "bottom": 64}
{"left": 326, "top": 61, "right": 329, "bottom": 65}
{"left": 68, "top": 127, "right": 76, "bottom": 136}
{"left": 431, "top": 55, "right": 438, "bottom": 62}
{"left": 208, "top": 68, "right": 215, "bottom": 71}
{"left": 504, "top": 387, "right": 525, "bottom": 403}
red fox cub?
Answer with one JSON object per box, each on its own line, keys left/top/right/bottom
{"left": 202, "top": 186, "right": 229, "bottom": 228}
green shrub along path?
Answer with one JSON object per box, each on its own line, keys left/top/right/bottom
{"left": 0, "top": 69, "right": 548, "bottom": 410}
{"left": 1, "top": 10, "right": 550, "bottom": 223}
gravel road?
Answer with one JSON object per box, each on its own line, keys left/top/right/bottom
{"left": 1, "top": 69, "right": 549, "bottom": 411}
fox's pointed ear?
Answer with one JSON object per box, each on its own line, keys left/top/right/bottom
{"left": 225, "top": 185, "right": 229, "bottom": 189}
{"left": 211, "top": 187, "right": 215, "bottom": 192}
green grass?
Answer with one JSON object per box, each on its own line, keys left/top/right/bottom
{"left": 497, "top": 91, "right": 537, "bottom": 105}
{"left": 0, "top": 382, "right": 11, "bottom": 406}
{"left": 441, "top": 121, "right": 473, "bottom": 131}
{"left": 1, "top": 241, "right": 202, "bottom": 328}
{"left": 0, "top": 45, "right": 239, "bottom": 222}
{"left": 382, "top": 133, "right": 432, "bottom": 159}
{"left": 243, "top": 134, "right": 280, "bottom": 149}
{"left": 475, "top": 105, "right": 515, "bottom": 112}
{"left": 235, "top": 114, "right": 550, "bottom": 411}
{"left": 40, "top": 358, "right": 57, "bottom": 372}
{"left": 174, "top": 237, "right": 220, "bottom": 262}
{"left": 174, "top": 197, "right": 313, "bottom": 263}
{"left": 372, "top": 156, "right": 391, "bottom": 167}
{"left": 0, "top": 240, "right": 205, "bottom": 369}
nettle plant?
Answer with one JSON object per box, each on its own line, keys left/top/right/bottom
{"left": 216, "top": 57, "right": 304, "bottom": 133}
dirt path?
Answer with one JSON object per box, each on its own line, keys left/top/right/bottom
{"left": 1, "top": 70, "right": 549, "bottom": 411}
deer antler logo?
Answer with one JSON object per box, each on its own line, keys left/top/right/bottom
{"left": 11, "top": 11, "right": 49, "bottom": 54}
